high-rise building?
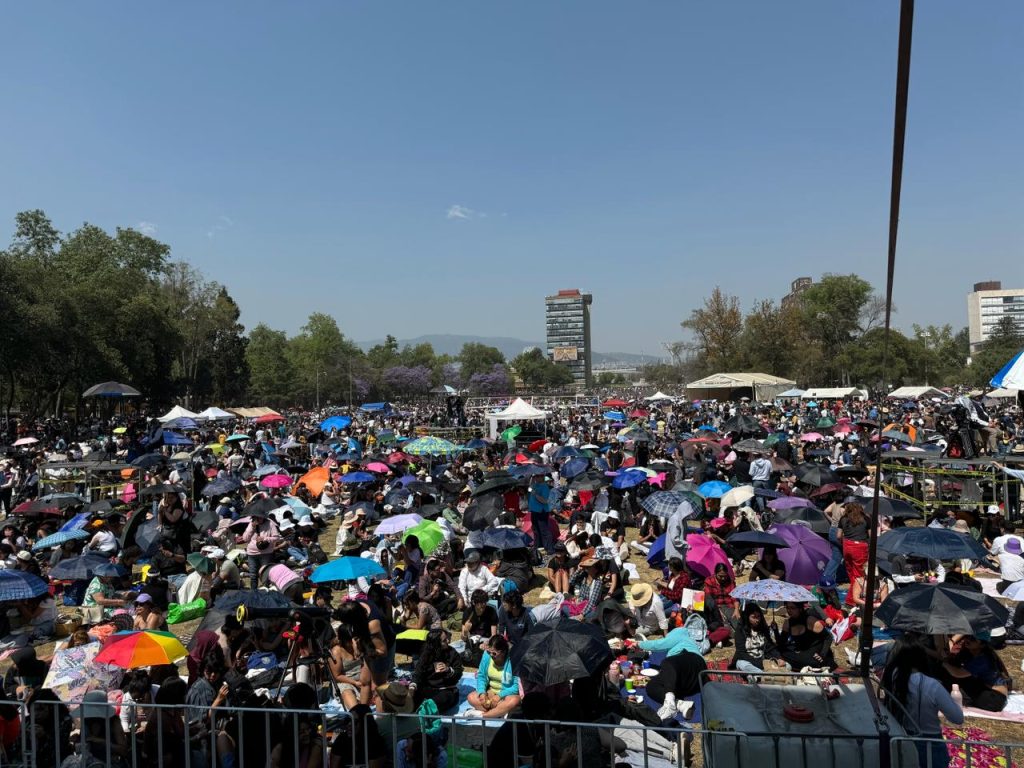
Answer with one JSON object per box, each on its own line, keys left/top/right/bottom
{"left": 781, "top": 277, "right": 813, "bottom": 309}
{"left": 545, "top": 289, "right": 593, "bottom": 388}
{"left": 967, "top": 281, "right": 1024, "bottom": 354}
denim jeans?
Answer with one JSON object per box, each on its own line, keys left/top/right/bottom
{"left": 823, "top": 526, "right": 843, "bottom": 585}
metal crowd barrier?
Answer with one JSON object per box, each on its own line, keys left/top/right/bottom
{"left": 2, "top": 697, "right": 1022, "bottom": 768}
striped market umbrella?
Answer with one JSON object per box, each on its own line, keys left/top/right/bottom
{"left": 403, "top": 436, "right": 459, "bottom": 456}
{"left": 0, "top": 570, "right": 50, "bottom": 601}
{"left": 32, "top": 528, "right": 91, "bottom": 551}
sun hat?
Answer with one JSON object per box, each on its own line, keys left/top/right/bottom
{"left": 627, "top": 583, "right": 655, "bottom": 608}
{"left": 951, "top": 519, "right": 971, "bottom": 534}
{"left": 1005, "top": 538, "right": 1022, "bottom": 555}
{"left": 377, "top": 682, "right": 414, "bottom": 713}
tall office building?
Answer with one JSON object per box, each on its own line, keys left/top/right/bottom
{"left": 545, "top": 289, "right": 593, "bottom": 388}
{"left": 967, "top": 281, "right": 1024, "bottom": 354}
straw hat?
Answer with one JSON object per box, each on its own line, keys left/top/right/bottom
{"left": 627, "top": 583, "right": 655, "bottom": 608}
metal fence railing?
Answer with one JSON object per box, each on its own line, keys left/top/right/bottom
{"left": 3, "top": 697, "right": 1023, "bottom": 768}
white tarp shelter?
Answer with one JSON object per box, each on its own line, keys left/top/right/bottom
{"left": 778, "top": 388, "right": 806, "bottom": 398}
{"left": 802, "top": 387, "right": 868, "bottom": 400}
{"left": 985, "top": 388, "right": 1018, "bottom": 399}
{"left": 487, "top": 397, "right": 549, "bottom": 439}
{"left": 887, "top": 386, "right": 950, "bottom": 400}
{"left": 197, "top": 407, "right": 235, "bottom": 421}
{"left": 685, "top": 373, "right": 796, "bottom": 403}
{"left": 643, "top": 391, "right": 674, "bottom": 402}
{"left": 158, "top": 405, "right": 199, "bottom": 423}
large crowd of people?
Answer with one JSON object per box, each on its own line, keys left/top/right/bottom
{"left": 0, "top": 390, "right": 1021, "bottom": 768}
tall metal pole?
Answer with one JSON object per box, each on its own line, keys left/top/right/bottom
{"left": 859, "top": 0, "right": 915, "bottom": 679}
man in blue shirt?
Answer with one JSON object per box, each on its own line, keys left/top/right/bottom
{"left": 528, "top": 475, "right": 555, "bottom": 557}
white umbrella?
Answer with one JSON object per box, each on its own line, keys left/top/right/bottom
{"left": 720, "top": 485, "right": 755, "bottom": 508}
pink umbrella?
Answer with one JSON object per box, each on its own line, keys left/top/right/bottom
{"left": 685, "top": 533, "right": 733, "bottom": 579}
{"left": 364, "top": 462, "right": 391, "bottom": 474}
{"left": 799, "top": 432, "right": 824, "bottom": 442}
{"left": 13, "top": 437, "right": 38, "bottom": 446}
{"left": 120, "top": 483, "right": 137, "bottom": 503}
{"left": 260, "top": 474, "right": 292, "bottom": 489}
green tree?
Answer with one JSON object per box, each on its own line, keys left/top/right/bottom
{"left": 246, "top": 324, "right": 295, "bottom": 406}
{"left": 969, "top": 317, "right": 1023, "bottom": 388}
{"left": 842, "top": 327, "right": 914, "bottom": 392}
{"left": 366, "top": 335, "right": 400, "bottom": 370}
{"left": 797, "top": 274, "right": 880, "bottom": 385}
{"left": 287, "top": 312, "right": 364, "bottom": 407}
{"left": 457, "top": 343, "right": 505, "bottom": 380}
{"left": 207, "top": 288, "right": 250, "bottom": 405}
{"left": 511, "top": 348, "right": 574, "bottom": 390}
{"left": 641, "top": 362, "right": 683, "bottom": 392}
{"left": 681, "top": 287, "right": 743, "bottom": 374}
{"left": 737, "top": 299, "right": 806, "bottom": 378}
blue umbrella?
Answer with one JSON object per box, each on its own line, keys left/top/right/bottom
{"left": 341, "top": 472, "right": 375, "bottom": 484}
{"left": 32, "top": 529, "right": 91, "bottom": 551}
{"left": 697, "top": 425, "right": 718, "bottom": 433}
{"left": 552, "top": 446, "right": 583, "bottom": 460}
{"left": 646, "top": 534, "right": 667, "bottom": 568}
{"left": 252, "top": 465, "right": 281, "bottom": 478}
{"left": 509, "top": 464, "right": 550, "bottom": 478}
{"left": 311, "top": 557, "right": 386, "bottom": 583}
{"left": 0, "top": 570, "right": 50, "bottom": 601}
{"left": 479, "top": 528, "right": 532, "bottom": 550}
{"left": 463, "top": 438, "right": 490, "bottom": 450}
{"left": 225, "top": 434, "right": 250, "bottom": 443}
{"left": 60, "top": 512, "right": 91, "bottom": 533}
{"left": 753, "top": 487, "right": 783, "bottom": 499}
{"left": 561, "top": 458, "right": 589, "bottom": 479}
{"left": 49, "top": 554, "right": 112, "bottom": 581}
{"left": 395, "top": 475, "right": 418, "bottom": 487}
{"left": 320, "top": 415, "right": 353, "bottom": 432}
{"left": 612, "top": 470, "right": 647, "bottom": 489}
{"left": 603, "top": 411, "right": 626, "bottom": 422}
{"left": 806, "top": 401, "right": 818, "bottom": 408}
{"left": 93, "top": 563, "right": 128, "bottom": 578}
{"left": 162, "top": 431, "right": 193, "bottom": 447}
{"left": 698, "top": 481, "right": 732, "bottom": 498}
{"left": 163, "top": 417, "right": 199, "bottom": 430}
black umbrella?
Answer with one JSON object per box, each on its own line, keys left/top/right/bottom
{"left": 202, "top": 477, "right": 243, "bottom": 497}
{"left": 384, "top": 488, "right": 412, "bottom": 507}
{"left": 732, "top": 439, "right": 770, "bottom": 455}
{"left": 721, "top": 415, "right": 762, "bottom": 435}
{"left": 134, "top": 517, "right": 163, "bottom": 555}
{"left": 773, "top": 507, "right": 830, "bottom": 536}
{"left": 509, "top": 617, "right": 613, "bottom": 686}
{"left": 417, "top": 504, "right": 443, "bottom": 520}
{"left": 39, "top": 493, "right": 87, "bottom": 509}
{"left": 471, "top": 476, "right": 520, "bottom": 498}
{"left": 569, "top": 470, "right": 608, "bottom": 491}
{"left": 878, "top": 527, "right": 988, "bottom": 561}
{"left": 139, "top": 483, "right": 186, "bottom": 497}
{"left": 875, "top": 583, "right": 1008, "bottom": 636}
{"left": 131, "top": 453, "right": 166, "bottom": 469}
{"left": 191, "top": 507, "right": 220, "bottom": 534}
{"left": 845, "top": 497, "right": 922, "bottom": 520}
{"left": 49, "top": 554, "right": 113, "bottom": 581}
{"left": 795, "top": 463, "right": 839, "bottom": 487}
{"left": 509, "top": 464, "right": 551, "bottom": 478}
{"left": 82, "top": 381, "right": 141, "bottom": 398}
{"left": 190, "top": 589, "right": 295, "bottom": 649}
{"left": 88, "top": 499, "right": 115, "bottom": 513}
{"left": 243, "top": 496, "right": 284, "bottom": 519}
{"left": 726, "top": 531, "right": 791, "bottom": 549}
{"left": 835, "top": 466, "right": 869, "bottom": 480}
{"left": 462, "top": 494, "right": 506, "bottom": 532}
{"left": 405, "top": 481, "right": 433, "bottom": 495}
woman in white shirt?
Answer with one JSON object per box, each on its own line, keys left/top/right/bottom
{"left": 456, "top": 550, "right": 499, "bottom": 611}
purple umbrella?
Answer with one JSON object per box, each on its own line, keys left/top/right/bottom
{"left": 763, "top": 525, "right": 830, "bottom": 586}
{"left": 767, "top": 495, "right": 817, "bottom": 511}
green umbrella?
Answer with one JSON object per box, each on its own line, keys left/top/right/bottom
{"left": 815, "top": 417, "right": 836, "bottom": 429}
{"left": 404, "top": 520, "right": 445, "bottom": 555}
{"left": 187, "top": 553, "right": 213, "bottom": 575}
{"left": 403, "top": 436, "right": 459, "bottom": 456}
{"left": 500, "top": 424, "right": 522, "bottom": 441}
{"left": 764, "top": 433, "right": 786, "bottom": 447}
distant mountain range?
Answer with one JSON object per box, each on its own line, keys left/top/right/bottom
{"left": 355, "top": 334, "right": 656, "bottom": 366}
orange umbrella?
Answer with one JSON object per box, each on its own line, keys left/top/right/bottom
{"left": 294, "top": 466, "right": 330, "bottom": 496}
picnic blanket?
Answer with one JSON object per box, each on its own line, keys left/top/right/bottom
{"left": 961, "top": 693, "right": 1024, "bottom": 723}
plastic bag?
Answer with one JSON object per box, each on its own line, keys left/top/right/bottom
{"left": 166, "top": 597, "right": 207, "bottom": 624}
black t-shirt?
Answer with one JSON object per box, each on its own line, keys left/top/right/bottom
{"left": 732, "top": 459, "right": 752, "bottom": 484}
{"left": 151, "top": 543, "right": 186, "bottom": 576}
{"left": 462, "top": 605, "right": 498, "bottom": 637}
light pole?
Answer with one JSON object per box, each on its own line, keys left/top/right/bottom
{"left": 315, "top": 369, "right": 327, "bottom": 412}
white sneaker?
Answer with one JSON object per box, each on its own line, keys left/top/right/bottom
{"left": 656, "top": 700, "right": 677, "bottom": 721}
{"left": 676, "top": 700, "right": 695, "bottom": 719}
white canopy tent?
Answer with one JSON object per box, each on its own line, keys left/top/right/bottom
{"left": 777, "top": 388, "right": 806, "bottom": 398}
{"left": 685, "top": 372, "right": 796, "bottom": 403}
{"left": 196, "top": 406, "right": 236, "bottom": 421}
{"left": 643, "top": 391, "right": 675, "bottom": 402}
{"left": 802, "top": 387, "right": 868, "bottom": 400}
{"left": 886, "top": 386, "right": 950, "bottom": 400}
{"left": 985, "top": 388, "right": 1018, "bottom": 399}
{"left": 157, "top": 405, "right": 200, "bottom": 423}
{"left": 486, "top": 397, "right": 549, "bottom": 439}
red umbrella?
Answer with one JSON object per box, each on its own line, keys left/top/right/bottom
{"left": 527, "top": 439, "right": 547, "bottom": 452}
{"left": 255, "top": 412, "right": 284, "bottom": 424}
{"left": 809, "top": 482, "right": 849, "bottom": 498}
{"left": 602, "top": 399, "right": 628, "bottom": 408}
{"left": 388, "top": 451, "right": 409, "bottom": 464}
{"left": 628, "top": 409, "right": 649, "bottom": 418}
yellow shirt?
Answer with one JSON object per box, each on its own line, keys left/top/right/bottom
{"left": 486, "top": 658, "right": 503, "bottom": 695}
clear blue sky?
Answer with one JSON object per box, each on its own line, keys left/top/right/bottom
{"left": 2, "top": 2, "right": 1021, "bottom": 354}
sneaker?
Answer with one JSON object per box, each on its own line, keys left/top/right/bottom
{"left": 676, "top": 700, "right": 695, "bottom": 719}
{"left": 656, "top": 701, "right": 677, "bottom": 721}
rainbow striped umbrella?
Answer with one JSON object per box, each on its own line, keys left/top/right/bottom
{"left": 95, "top": 630, "right": 187, "bottom": 669}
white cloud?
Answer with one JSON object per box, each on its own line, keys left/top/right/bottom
{"left": 136, "top": 221, "right": 157, "bottom": 236}
{"left": 446, "top": 204, "right": 482, "bottom": 220}
{"left": 206, "top": 215, "right": 235, "bottom": 239}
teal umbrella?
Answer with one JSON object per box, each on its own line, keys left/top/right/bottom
{"left": 403, "top": 436, "right": 459, "bottom": 456}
